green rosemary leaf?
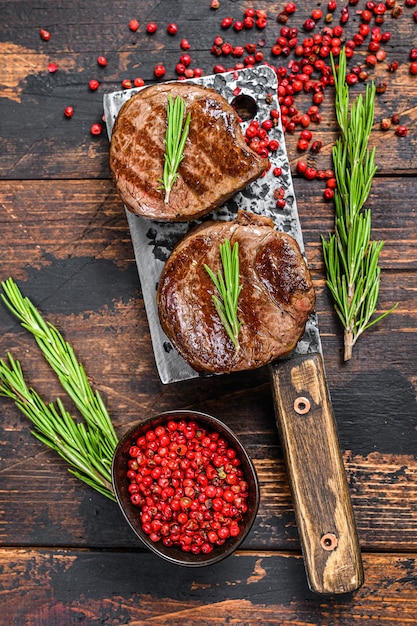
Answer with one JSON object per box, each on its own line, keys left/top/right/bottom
{"left": 158, "top": 94, "right": 191, "bottom": 204}
{"left": 322, "top": 48, "right": 398, "bottom": 360}
{"left": 204, "top": 240, "right": 242, "bottom": 352}
{"left": 0, "top": 353, "right": 115, "bottom": 499}
{"left": 0, "top": 278, "right": 118, "bottom": 500}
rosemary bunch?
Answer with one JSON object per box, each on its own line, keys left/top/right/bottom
{"left": 205, "top": 239, "right": 242, "bottom": 352}
{"left": 0, "top": 278, "right": 118, "bottom": 500}
{"left": 321, "top": 48, "right": 397, "bottom": 361}
{"left": 158, "top": 94, "right": 191, "bottom": 204}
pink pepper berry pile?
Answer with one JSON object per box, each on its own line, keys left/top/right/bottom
{"left": 40, "top": 2, "right": 414, "bottom": 200}
{"left": 126, "top": 419, "right": 249, "bottom": 555}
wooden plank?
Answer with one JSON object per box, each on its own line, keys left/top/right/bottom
{"left": 1, "top": 548, "right": 417, "bottom": 625}
{"left": 0, "top": 177, "right": 415, "bottom": 273}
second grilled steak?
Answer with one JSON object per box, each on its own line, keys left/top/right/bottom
{"left": 157, "top": 210, "right": 315, "bottom": 373}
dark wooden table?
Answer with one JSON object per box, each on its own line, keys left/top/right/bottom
{"left": 1, "top": 1, "right": 417, "bottom": 624}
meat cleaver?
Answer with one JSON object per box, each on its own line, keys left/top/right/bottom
{"left": 103, "top": 65, "right": 364, "bottom": 595}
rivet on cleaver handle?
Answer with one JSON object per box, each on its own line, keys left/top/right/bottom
{"left": 269, "top": 352, "right": 364, "bottom": 595}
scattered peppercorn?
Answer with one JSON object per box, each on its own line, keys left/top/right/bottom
{"left": 388, "top": 60, "right": 399, "bottom": 72}
{"left": 40, "top": 29, "right": 51, "bottom": 41}
{"left": 297, "top": 138, "right": 309, "bottom": 151}
{"left": 346, "top": 72, "right": 358, "bottom": 85}
{"left": 154, "top": 64, "right": 166, "bottom": 78}
{"left": 167, "top": 23, "right": 178, "bottom": 35}
{"left": 90, "top": 123, "right": 103, "bottom": 136}
{"left": 395, "top": 125, "right": 409, "bottom": 137}
{"left": 311, "top": 140, "right": 323, "bottom": 153}
{"left": 376, "top": 82, "right": 387, "bottom": 93}
{"left": 180, "top": 53, "right": 192, "bottom": 66}
{"left": 323, "top": 188, "right": 335, "bottom": 200}
{"left": 304, "top": 166, "right": 317, "bottom": 180}
{"left": 221, "top": 17, "right": 233, "bottom": 29}
{"left": 63, "top": 106, "right": 74, "bottom": 118}
{"left": 304, "top": 18, "right": 316, "bottom": 31}
{"left": 296, "top": 160, "right": 307, "bottom": 174}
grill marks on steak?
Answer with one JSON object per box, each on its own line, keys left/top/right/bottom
{"left": 109, "top": 83, "right": 269, "bottom": 222}
{"left": 157, "top": 210, "right": 315, "bottom": 373}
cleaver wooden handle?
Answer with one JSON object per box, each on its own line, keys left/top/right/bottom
{"left": 269, "top": 352, "right": 364, "bottom": 595}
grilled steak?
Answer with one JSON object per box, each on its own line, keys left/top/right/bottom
{"left": 109, "top": 82, "right": 269, "bottom": 222}
{"left": 157, "top": 210, "right": 315, "bottom": 373}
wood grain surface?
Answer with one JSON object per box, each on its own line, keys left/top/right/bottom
{"left": 1, "top": 0, "right": 417, "bottom": 624}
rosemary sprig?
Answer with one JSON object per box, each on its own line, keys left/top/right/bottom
{"left": 0, "top": 278, "right": 118, "bottom": 500}
{"left": 321, "top": 49, "right": 398, "bottom": 361}
{"left": 204, "top": 239, "right": 242, "bottom": 352}
{"left": 158, "top": 94, "right": 191, "bottom": 204}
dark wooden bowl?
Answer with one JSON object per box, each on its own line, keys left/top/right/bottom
{"left": 112, "top": 410, "right": 260, "bottom": 567}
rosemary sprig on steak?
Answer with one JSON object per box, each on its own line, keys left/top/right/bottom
{"left": 0, "top": 278, "right": 118, "bottom": 500}
{"left": 321, "top": 48, "right": 398, "bottom": 361}
{"left": 204, "top": 239, "right": 242, "bottom": 352}
{"left": 158, "top": 94, "right": 191, "bottom": 204}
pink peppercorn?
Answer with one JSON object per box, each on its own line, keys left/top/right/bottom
{"left": 154, "top": 64, "right": 166, "bottom": 78}
{"left": 323, "top": 188, "right": 334, "bottom": 200}
{"left": 167, "top": 23, "right": 178, "bottom": 35}
{"left": 90, "top": 123, "right": 103, "bottom": 136}
{"left": 396, "top": 126, "right": 409, "bottom": 137}
{"left": 40, "top": 29, "right": 50, "bottom": 41}
{"left": 221, "top": 17, "right": 233, "bottom": 28}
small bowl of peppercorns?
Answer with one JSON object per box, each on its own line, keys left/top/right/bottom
{"left": 112, "top": 410, "right": 260, "bottom": 566}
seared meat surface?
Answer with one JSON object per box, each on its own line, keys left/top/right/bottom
{"left": 157, "top": 210, "right": 315, "bottom": 373}
{"left": 109, "top": 82, "right": 268, "bottom": 222}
